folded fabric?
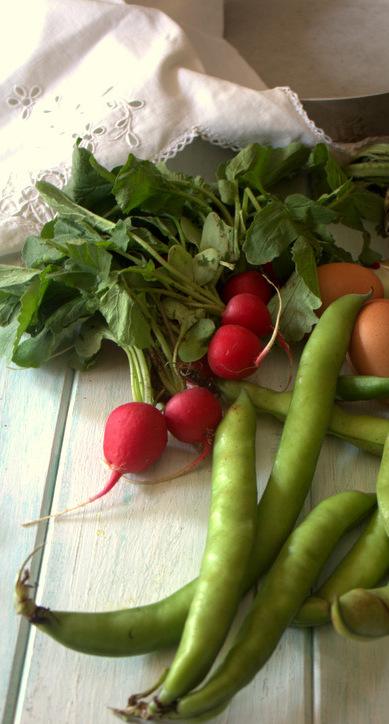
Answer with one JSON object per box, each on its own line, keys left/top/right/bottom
{"left": 0, "top": 0, "right": 328, "bottom": 256}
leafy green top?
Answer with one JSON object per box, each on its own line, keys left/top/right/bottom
{"left": 0, "top": 139, "right": 387, "bottom": 402}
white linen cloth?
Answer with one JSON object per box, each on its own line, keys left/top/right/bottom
{"left": 0, "top": 0, "right": 328, "bottom": 256}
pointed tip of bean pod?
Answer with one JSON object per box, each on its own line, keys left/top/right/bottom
{"left": 109, "top": 702, "right": 168, "bottom": 722}
{"left": 109, "top": 703, "right": 155, "bottom": 722}
{"left": 14, "top": 546, "right": 45, "bottom": 620}
{"left": 109, "top": 707, "right": 131, "bottom": 722}
{"left": 331, "top": 587, "right": 389, "bottom": 641}
{"left": 14, "top": 568, "right": 37, "bottom": 620}
{"left": 109, "top": 707, "right": 143, "bottom": 722}
{"left": 110, "top": 673, "right": 171, "bottom": 722}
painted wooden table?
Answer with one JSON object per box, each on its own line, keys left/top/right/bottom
{"left": 1, "top": 139, "right": 389, "bottom": 724}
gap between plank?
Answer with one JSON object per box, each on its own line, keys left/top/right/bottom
{"left": 2, "top": 367, "right": 75, "bottom": 724}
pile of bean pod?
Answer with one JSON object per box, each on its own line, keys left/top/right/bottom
{"left": 15, "top": 291, "right": 389, "bottom": 721}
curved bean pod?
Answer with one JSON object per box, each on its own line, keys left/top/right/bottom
{"left": 15, "top": 580, "right": 194, "bottom": 656}
{"left": 117, "top": 491, "right": 375, "bottom": 720}
{"left": 250, "top": 292, "right": 368, "bottom": 574}
{"left": 294, "top": 509, "right": 389, "bottom": 627}
{"left": 293, "top": 596, "right": 330, "bottom": 627}
{"left": 154, "top": 390, "right": 258, "bottom": 705}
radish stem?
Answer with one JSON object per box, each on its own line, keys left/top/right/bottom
{"left": 130, "top": 232, "right": 223, "bottom": 310}
{"left": 255, "top": 275, "right": 282, "bottom": 367}
{"left": 124, "top": 440, "right": 212, "bottom": 486}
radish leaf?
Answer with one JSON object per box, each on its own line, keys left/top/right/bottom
{"left": 36, "top": 181, "right": 115, "bottom": 233}
{"left": 64, "top": 142, "right": 115, "bottom": 215}
{"left": 178, "top": 318, "right": 215, "bottom": 362}
{"left": 244, "top": 200, "right": 298, "bottom": 264}
{"left": 98, "top": 281, "right": 151, "bottom": 349}
{"left": 0, "top": 266, "right": 40, "bottom": 292}
{"left": 22, "top": 236, "right": 65, "bottom": 268}
{"left": 269, "top": 271, "right": 320, "bottom": 342}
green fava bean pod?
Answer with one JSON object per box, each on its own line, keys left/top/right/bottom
{"left": 171, "top": 492, "right": 376, "bottom": 721}
{"left": 336, "top": 375, "right": 389, "bottom": 401}
{"left": 376, "top": 433, "right": 389, "bottom": 536}
{"left": 331, "top": 434, "right": 389, "bottom": 641}
{"left": 331, "top": 581, "right": 389, "bottom": 641}
{"left": 294, "top": 509, "right": 389, "bottom": 627}
{"left": 153, "top": 390, "right": 258, "bottom": 706}
{"left": 14, "top": 580, "right": 195, "bottom": 656}
{"left": 219, "top": 379, "right": 389, "bottom": 458}
{"left": 251, "top": 292, "right": 369, "bottom": 575}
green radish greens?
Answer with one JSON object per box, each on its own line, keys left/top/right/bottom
{"left": 0, "top": 139, "right": 388, "bottom": 404}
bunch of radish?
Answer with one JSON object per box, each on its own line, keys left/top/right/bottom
{"left": 24, "top": 387, "right": 223, "bottom": 526}
{"left": 23, "top": 269, "right": 283, "bottom": 526}
{"left": 207, "top": 270, "right": 286, "bottom": 380}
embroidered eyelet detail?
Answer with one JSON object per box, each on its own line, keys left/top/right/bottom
{"left": 72, "top": 121, "right": 108, "bottom": 153}
{"left": 1, "top": 85, "right": 148, "bottom": 248}
{"left": 106, "top": 98, "right": 145, "bottom": 148}
{"left": 7, "top": 85, "right": 42, "bottom": 119}
{"left": 0, "top": 165, "right": 71, "bottom": 232}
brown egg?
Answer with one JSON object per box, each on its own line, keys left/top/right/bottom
{"left": 349, "top": 298, "right": 389, "bottom": 376}
{"left": 317, "top": 262, "right": 384, "bottom": 313}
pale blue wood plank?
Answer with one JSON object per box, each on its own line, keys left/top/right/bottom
{"left": 0, "top": 360, "right": 74, "bottom": 724}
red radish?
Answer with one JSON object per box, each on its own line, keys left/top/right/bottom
{"left": 164, "top": 387, "right": 222, "bottom": 446}
{"left": 207, "top": 324, "right": 263, "bottom": 380}
{"left": 221, "top": 291, "right": 293, "bottom": 384}
{"left": 23, "top": 402, "right": 168, "bottom": 526}
{"left": 122, "top": 387, "right": 223, "bottom": 486}
{"left": 102, "top": 403, "right": 168, "bottom": 473}
{"left": 221, "top": 293, "right": 272, "bottom": 337}
{"left": 208, "top": 279, "right": 289, "bottom": 381}
{"left": 222, "top": 270, "right": 273, "bottom": 304}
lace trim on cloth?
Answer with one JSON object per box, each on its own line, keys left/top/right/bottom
{"left": 278, "top": 87, "right": 389, "bottom": 159}
{"left": 0, "top": 165, "right": 71, "bottom": 232}
{"left": 154, "top": 127, "right": 243, "bottom": 162}
{"left": 0, "top": 125, "right": 241, "bottom": 242}
{"left": 0, "top": 126, "right": 245, "bottom": 252}
{"left": 277, "top": 86, "right": 333, "bottom": 145}
{"left": 154, "top": 87, "right": 333, "bottom": 161}
{"left": 0, "top": 85, "right": 333, "bottom": 255}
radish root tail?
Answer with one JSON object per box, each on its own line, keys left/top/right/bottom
{"left": 275, "top": 329, "right": 294, "bottom": 390}
{"left": 22, "top": 469, "right": 122, "bottom": 528}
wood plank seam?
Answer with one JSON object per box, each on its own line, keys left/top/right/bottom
{"left": 2, "top": 367, "right": 75, "bottom": 724}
